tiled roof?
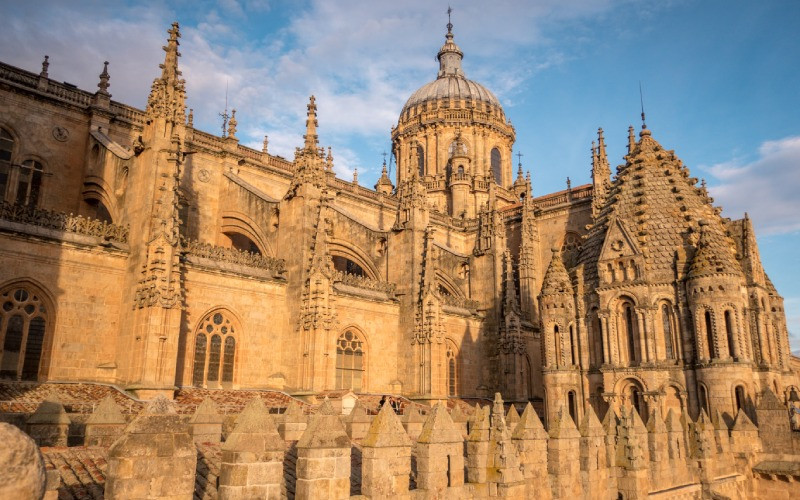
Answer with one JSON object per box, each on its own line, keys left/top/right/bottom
{"left": 0, "top": 382, "right": 143, "bottom": 415}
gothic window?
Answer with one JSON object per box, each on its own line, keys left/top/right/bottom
{"left": 446, "top": 341, "right": 458, "bottom": 396}
{"left": 662, "top": 304, "right": 675, "bottom": 360}
{"left": 417, "top": 145, "right": 425, "bottom": 177}
{"left": 0, "top": 128, "right": 13, "bottom": 202}
{"left": 490, "top": 147, "right": 501, "bottom": 184}
{"left": 704, "top": 310, "right": 714, "bottom": 359}
{"left": 336, "top": 330, "right": 364, "bottom": 392}
{"left": 0, "top": 287, "right": 48, "bottom": 381}
{"left": 724, "top": 310, "right": 735, "bottom": 359}
{"left": 332, "top": 255, "right": 366, "bottom": 277}
{"left": 226, "top": 232, "right": 261, "bottom": 255}
{"left": 192, "top": 311, "right": 237, "bottom": 388}
{"left": 16, "top": 160, "right": 43, "bottom": 207}
{"left": 560, "top": 232, "right": 582, "bottom": 269}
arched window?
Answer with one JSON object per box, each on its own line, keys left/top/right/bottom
{"left": 569, "top": 324, "right": 577, "bottom": 366}
{"left": 0, "top": 128, "right": 13, "bottom": 202}
{"left": 630, "top": 387, "right": 644, "bottom": 417}
{"left": 704, "top": 310, "right": 714, "bottom": 359}
{"left": 332, "top": 255, "right": 366, "bottom": 277}
{"left": 560, "top": 232, "right": 582, "bottom": 269}
{"left": 417, "top": 144, "right": 425, "bottom": 177}
{"left": 699, "top": 384, "right": 710, "bottom": 415}
{"left": 192, "top": 311, "right": 237, "bottom": 388}
{"left": 0, "top": 287, "right": 48, "bottom": 381}
{"left": 85, "top": 199, "right": 113, "bottom": 223}
{"left": 553, "top": 325, "right": 562, "bottom": 368}
{"left": 336, "top": 330, "right": 365, "bottom": 392}
{"left": 662, "top": 304, "right": 675, "bottom": 360}
{"left": 734, "top": 385, "right": 746, "bottom": 413}
{"left": 724, "top": 310, "right": 735, "bottom": 359}
{"left": 16, "top": 160, "right": 43, "bottom": 207}
{"left": 623, "top": 303, "right": 638, "bottom": 364}
{"left": 568, "top": 390, "right": 578, "bottom": 425}
{"left": 225, "top": 232, "right": 261, "bottom": 255}
{"left": 490, "top": 147, "right": 501, "bottom": 184}
{"left": 591, "top": 310, "right": 604, "bottom": 367}
{"left": 446, "top": 342, "right": 457, "bottom": 397}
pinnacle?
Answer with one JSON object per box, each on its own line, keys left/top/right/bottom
{"left": 87, "top": 395, "right": 126, "bottom": 425}
{"left": 303, "top": 95, "right": 319, "bottom": 151}
{"left": 363, "top": 403, "right": 412, "bottom": 448}
{"left": 731, "top": 408, "right": 757, "bottom": 431}
{"left": 419, "top": 403, "right": 462, "bottom": 444}
{"left": 548, "top": 405, "right": 579, "bottom": 439}
{"left": 541, "top": 248, "right": 572, "bottom": 295}
{"left": 580, "top": 405, "right": 604, "bottom": 436}
{"left": 512, "top": 402, "right": 546, "bottom": 440}
{"left": 317, "top": 396, "right": 337, "bottom": 415}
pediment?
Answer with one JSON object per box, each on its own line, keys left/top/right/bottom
{"left": 598, "top": 218, "right": 641, "bottom": 262}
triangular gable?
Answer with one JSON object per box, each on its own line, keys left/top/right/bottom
{"left": 598, "top": 217, "right": 641, "bottom": 262}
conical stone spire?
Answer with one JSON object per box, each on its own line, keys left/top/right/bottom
{"left": 303, "top": 95, "right": 319, "bottom": 151}
{"left": 541, "top": 248, "right": 572, "bottom": 295}
{"left": 146, "top": 22, "right": 186, "bottom": 123}
{"left": 437, "top": 14, "right": 465, "bottom": 78}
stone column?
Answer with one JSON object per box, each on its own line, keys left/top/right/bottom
{"left": 361, "top": 404, "right": 413, "bottom": 497}
{"left": 414, "top": 403, "right": 465, "bottom": 493}
{"left": 218, "top": 398, "right": 284, "bottom": 500}
{"left": 105, "top": 396, "right": 196, "bottom": 499}
{"left": 189, "top": 398, "right": 224, "bottom": 445}
{"left": 85, "top": 395, "right": 127, "bottom": 447}
{"left": 548, "top": 405, "right": 582, "bottom": 499}
{"left": 295, "top": 411, "right": 351, "bottom": 499}
{"left": 26, "top": 396, "right": 70, "bottom": 447}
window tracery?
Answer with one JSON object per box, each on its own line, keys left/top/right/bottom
{"left": 192, "top": 311, "right": 237, "bottom": 388}
{"left": 0, "top": 286, "right": 48, "bottom": 380}
{"left": 336, "top": 330, "right": 364, "bottom": 392}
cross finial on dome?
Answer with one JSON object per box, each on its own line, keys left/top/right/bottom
{"left": 447, "top": 6, "right": 453, "bottom": 34}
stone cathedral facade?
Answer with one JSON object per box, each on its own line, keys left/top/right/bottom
{"left": 0, "top": 20, "right": 797, "bottom": 433}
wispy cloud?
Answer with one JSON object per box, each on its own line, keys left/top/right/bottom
{"left": 704, "top": 136, "right": 800, "bottom": 235}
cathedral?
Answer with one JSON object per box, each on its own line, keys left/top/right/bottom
{"left": 0, "top": 18, "right": 797, "bottom": 434}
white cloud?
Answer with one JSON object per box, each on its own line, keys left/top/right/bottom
{"left": 705, "top": 136, "right": 800, "bottom": 235}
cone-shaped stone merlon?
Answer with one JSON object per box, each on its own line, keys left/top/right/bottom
{"left": 87, "top": 395, "right": 125, "bottom": 425}
{"left": 757, "top": 387, "right": 786, "bottom": 410}
{"left": 731, "top": 408, "right": 757, "bottom": 431}
{"left": 512, "top": 402, "right": 547, "bottom": 440}
{"left": 541, "top": 248, "right": 573, "bottom": 295}
{"left": 602, "top": 406, "right": 619, "bottom": 436}
{"left": 712, "top": 409, "right": 729, "bottom": 431}
{"left": 664, "top": 408, "right": 682, "bottom": 432}
{"left": 646, "top": 405, "right": 667, "bottom": 433}
{"left": 450, "top": 403, "right": 466, "bottom": 423}
{"left": 235, "top": 396, "right": 266, "bottom": 426}
{"left": 224, "top": 403, "right": 283, "bottom": 453}
{"left": 303, "top": 95, "right": 319, "bottom": 151}
{"left": 317, "top": 396, "right": 337, "bottom": 415}
{"left": 491, "top": 392, "right": 508, "bottom": 431}
{"left": 688, "top": 219, "right": 743, "bottom": 279}
{"left": 27, "top": 396, "right": 71, "bottom": 426}
{"left": 297, "top": 410, "right": 350, "bottom": 449}
{"left": 347, "top": 398, "right": 368, "bottom": 419}
{"left": 418, "top": 403, "right": 463, "bottom": 443}
{"left": 142, "top": 394, "right": 177, "bottom": 415}
{"left": 285, "top": 399, "right": 306, "bottom": 419}
{"left": 363, "top": 403, "right": 413, "bottom": 448}
{"left": 695, "top": 408, "right": 712, "bottom": 429}
{"left": 630, "top": 407, "right": 647, "bottom": 433}
{"left": 404, "top": 406, "right": 424, "bottom": 423}
{"left": 548, "top": 405, "right": 580, "bottom": 439}
{"left": 189, "top": 398, "right": 222, "bottom": 424}
{"left": 580, "top": 405, "right": 604, "bottom": 437}
{"left": 506, "top": 404, "right": 521, "bottom": 428}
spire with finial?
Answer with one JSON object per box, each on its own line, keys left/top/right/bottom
{"left": 227, "top": 109, "right": 237, "bottom": 139}
{"left": 592, "top": 128, "right": 611, "bottom": 218}
{"left": 262, "top": 135, "right": 269, "bottom": 153}
{"left": 304, "top": 95, "right": 319, "bottom": 151}
{"left": 96, "top": 61, "right": 111, "bottom": 96}
{"left": 146, "top": 22, "right": 186, "bottom": 123}
{"left": 639, "top": 81, "right": 647, "bottom": 130}
{"left": 353, "top": 168, "right": 358, "bottom": 185}
{"left": 187, "top": 108, "right": 194, "bottom": 127}
{"left": 566, "top": 177, "right": 571, "bottom": 190}
{"left": 437, "top": 6, "right": 464, "bottom": 78}
{"left": 326, "top": 146, "right": 334, "bottom": 171}
{"left": 375, "top": 153, "right": 394, "bottom": 194}
{"left": 40, "top": 55, "right": 49, "bottom": 78}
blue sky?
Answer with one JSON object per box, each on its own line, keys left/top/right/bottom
{"left": 2, "top": 0, "right": 799, "bottom": 351}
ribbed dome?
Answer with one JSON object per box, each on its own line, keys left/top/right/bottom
{"left": 400, "top": 26, "right": 502, "bottom": 115}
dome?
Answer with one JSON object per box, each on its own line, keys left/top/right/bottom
{"left": 400, "top": 26, "right": 502, "bottom": 115}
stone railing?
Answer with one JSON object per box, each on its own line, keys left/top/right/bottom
{"left": 0, "top": 202, "right": 129, "bottom": 244}
{"left": 429, "top": 210, "right": 479, "bottom": 231}
{"left": 181, "top": 237, "right": 286, "bottom": 275}
{"left": 110, "top": 102, "right": 146, "bottom": 126}
{"left": 332, "top": 270, "right": 396, "bottom": 295}
{"left": 533, "top": 184, "right": 593, "bottom": 210}
{"left": 439, "top": 293, "right": 480, "bottom": 311}
{"left": 190, "top": 129, "right": 226, "bottom": 151}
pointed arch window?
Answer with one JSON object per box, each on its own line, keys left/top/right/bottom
{"left": 192, "top": 311, "right": 237, "bottom": 388}
{"left": 336, "top": 330, "right": 365, "bottom": 392}
{"left": 0, "top": 287, "right": 49, "bottom": 381}
{"left": 490, "top": 148, "right": 501, "bottom": 185}
{"left": 446, "top": 342, "right": 458, "bottom": 397}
